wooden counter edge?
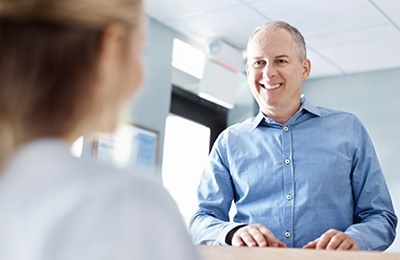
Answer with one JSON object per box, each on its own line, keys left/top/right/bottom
{"left": 197, "top": 245, "right": 400, "bottom": 260}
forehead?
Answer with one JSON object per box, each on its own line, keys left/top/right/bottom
{"left": 247, "top": 28, "right": 295, "bottom": 58}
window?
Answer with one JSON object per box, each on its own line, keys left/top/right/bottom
{"left": 171, "top": 38, "right": 205, "bottom": 79}
{"left": 162, "top": 114, "right": 210, "bottom": 226}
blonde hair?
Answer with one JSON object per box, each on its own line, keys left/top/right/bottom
{"left": 0, "top": 0, "right": 141, "bottom": 28}
{"left": 0, "top": 0, "right": 143, "bottom": 169}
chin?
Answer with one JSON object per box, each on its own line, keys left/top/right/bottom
{"left": 102, "top": 120, "right": 120, "bottom": 134}
{"left": 93, "top": 112, "right": 120, "bottom": 135}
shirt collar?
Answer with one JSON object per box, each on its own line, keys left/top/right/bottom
{"left": 251, "top": 112, "right": 265, "bottom": 131}
{"left": 300, "top": 95, "right": 321, "bottom": 117}
{"left": 251, "top": 95, "right": 321, "bottom": 131}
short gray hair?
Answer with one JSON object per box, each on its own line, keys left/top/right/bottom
{"left": 248, "top": 21, "right": 307, "bottom": 62}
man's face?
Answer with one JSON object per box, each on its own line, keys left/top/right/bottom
{"left": 246, "top": 28, "right": 311, "bottom": 117}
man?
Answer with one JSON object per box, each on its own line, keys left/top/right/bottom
{"left": 189, "top": 21, "right": 397, "bottom": 251}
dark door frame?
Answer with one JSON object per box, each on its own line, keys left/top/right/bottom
{"left": 169, "top": 85, "right": 228, "bottom": 151}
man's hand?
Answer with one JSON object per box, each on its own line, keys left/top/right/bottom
{"left": 303, "top": 229, "right": 359, "bottom": 250}
{"left": 230, "top": 224, "right": 287, "bottom": 248}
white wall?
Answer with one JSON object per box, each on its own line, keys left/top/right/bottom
{"left": 127, "top": 17, "right": 184, "bottom": 176}
{"left": 303, "top": 67, "right": 400, "bottom": 252}
{"left": 227, "top": 78, "right": 257, "bottom": 126}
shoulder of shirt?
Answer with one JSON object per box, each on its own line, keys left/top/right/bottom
{"left": 75, "top": 159, "right": 166, "bottom": 199}
{"left": 5, "top": 139, "right": 168, "bottom": 204}
{"left": 218, "top": 116, "right": 256, "bottom": 138}
{"left": 315, "top": 106, "right": 362, "bottom": 122}
{"left": 75, "top": 161, "right": 183, "bottom": 228}
{"left": 226, "top": 116, "right": 256, "bottom": 131}
{"left": 313, "top": 106, "right": 369, "bottom": 133}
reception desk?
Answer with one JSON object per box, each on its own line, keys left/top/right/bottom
{"left": 198, "top": 246, "right": 400, "bottom": 260}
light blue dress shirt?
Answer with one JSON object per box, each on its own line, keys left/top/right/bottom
{"left": 189, "top": 96, "right": 397, "bottom": 250}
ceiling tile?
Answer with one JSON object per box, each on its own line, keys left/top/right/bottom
{"left": 240, "top": 0, "right": 262, "bottom": 3}
{"left": 248, "top": 0, "right": 388, "bottom": 37}
{"left": 146, "top": 0, "right": 400, "bottom": 78}
{"left": 240, "top": 0, "right": 266, "bottom": 4}
{"left": 371, "top": 0, "right": 400, "bottom": 22}
{"left": 306, "top": 49, "right": 344, "bottom": 79}
{"left": 308, "top": 24, "right": 400, "bottom": 73}
{"left": 145, "top": 0, "right": 240, "bottom": 22}
{"left": 164, "top": 4, "right": 266, "bottom": 49}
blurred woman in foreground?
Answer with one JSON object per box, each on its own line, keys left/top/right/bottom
{"left": 0, "top": 0, "right": 198, "bottom": 259}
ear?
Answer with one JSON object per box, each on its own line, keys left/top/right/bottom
{"left": 302, "top": 58, "right": 311, "bottom": 80}
{"left": 245, "top": 62, "right": 250, "bottom": 77}
{"left": 95, "top": 23, "right": 129, "bottom": 103}
{"left": 246, "top": 62, "right": 253, "bottom": 86}
{"left": 97, "top": 23, "right": 127, "bottom": 78}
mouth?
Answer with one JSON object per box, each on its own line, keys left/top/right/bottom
{"left": 259, "top": 83, "right": 283, "bottom": 90}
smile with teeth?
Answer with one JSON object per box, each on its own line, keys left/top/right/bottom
{"left": 259, "top": 83, "right": 283, "bottom": 89}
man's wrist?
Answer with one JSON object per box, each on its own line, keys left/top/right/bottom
{"left": 225, "top": 224, "right": 247, "bottom": 245}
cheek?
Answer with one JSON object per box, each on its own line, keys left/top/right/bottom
{"left": 132, "top": 56, "right": 143, "bottom": 90}
{"left": 122, "top": 48, "right": 143, "bottom": 96}
{"left": 125, "top": 58, "right": 142, "bottom": 99}
{"left": 247, "top": 74, "right": 261, "bottom": 102}
{"left": 247, "top": 70, "right": 259, "bottom": 85}
{"left": 290, "top": 72, "right": 305, "bottom": 87}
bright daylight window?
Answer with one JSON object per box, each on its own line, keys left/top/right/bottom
{"left": 171, "top": 38, "right": 205, "bottom": 79}
{"left": 162, "top": 114, "right": 210, "bottom": 226}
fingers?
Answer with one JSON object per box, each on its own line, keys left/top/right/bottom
{"left": 335, "top": 236, "right": 359, "bottom": 251}
{"left": 257, "top": 225, "right": 279, "bottom": 247}
{"left": 231, "top": 235, "right": 245, "bottom": 247}
{"left": 277, "top": 240, "right": 287, "bottom": 248}
{"left": 349, "top": 243, "right": 359, "bottom": 251}
{"left": 303, "top": 238, "right": 318, "bottom": 249}
{"left": 249, "top": 227, "right": 269, "bottom": 247}
{"left": 231, "top": 224, "right": 286, "bottom": 248}
{"left": 315, "top": 229, "right": 337, "bottom": 249}
{"left": 326, "top": 232, "right": 348, "bottom": 250}
{"left": 303, "top": 229, "right": 359, "bottom": 251}
{"left": 334, "top": 238, "right": 352, "bottom": 250}
{"left": 232, "top": 224, "right": 266, "bottom": 247}
{"left": 240, "top": 230, "right": 259, "bottom": 247}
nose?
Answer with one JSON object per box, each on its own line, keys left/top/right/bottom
{"left": 262, "top": 62, "right": 277, "bottom": 79}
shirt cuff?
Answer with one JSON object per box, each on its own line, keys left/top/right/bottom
{"left": 345, "top": 230, "right": 367, "bottom": 250}
{"left": 217, "top": 222, "right": 247, "bottom": 246}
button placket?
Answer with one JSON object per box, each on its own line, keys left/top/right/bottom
{"left": 281, "top": 122, "right": 294, "bottom": 247}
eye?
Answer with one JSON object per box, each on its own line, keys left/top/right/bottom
{"left": 252, "top": 60, "right": 266, "bottom": 68}
{"left": 276, "top": 59, "right": 288, "bottom": 65}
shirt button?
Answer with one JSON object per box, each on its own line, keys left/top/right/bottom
{"left": 284, "top": 158, "right": 291, "bottom": 165}
{"left": 285, "top": 231, "right": 291, "bottom": 238}
{"left": 286, "top": 194, "right": 293, "bottom": 201}
{"left": 283, "top": 126, "right": 289, "bottom": 132}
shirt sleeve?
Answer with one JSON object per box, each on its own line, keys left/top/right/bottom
{"left": 345, "top": 118, "right": 397, "bottom": 251}
{"left": 189, "top": 132, "right": 244, "bottom": 245}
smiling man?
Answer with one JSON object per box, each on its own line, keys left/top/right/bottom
{"left": 189, "top": 21, "right": 397, "bottom": 251}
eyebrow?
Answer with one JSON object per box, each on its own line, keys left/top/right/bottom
{"left": 249, "top": 54, "right": 290, "bottom": 60}
{"left": 276, "top": 55, "right": 290, "bottom": 59}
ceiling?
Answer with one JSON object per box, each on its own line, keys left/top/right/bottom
{"left": 145, "top": 0, "right": 400, "bottom": 79}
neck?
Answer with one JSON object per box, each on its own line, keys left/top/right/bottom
{"left": 262, "top": 99, "right": 302, "bottom": 125}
